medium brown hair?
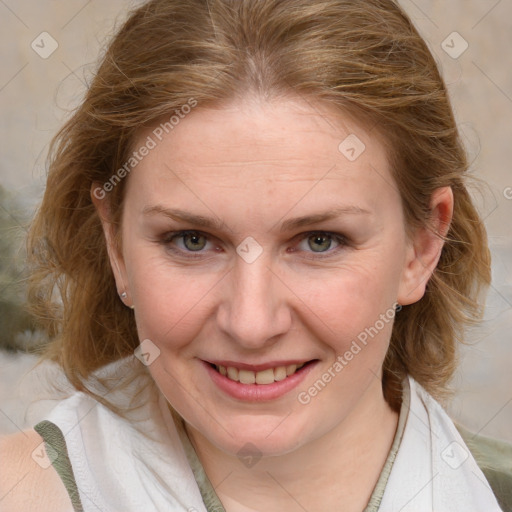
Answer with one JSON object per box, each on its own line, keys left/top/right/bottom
{"left": 27, "top": 0, "right": 491, "bottom": 409}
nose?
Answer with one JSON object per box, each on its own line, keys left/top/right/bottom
{"left": 216, "top": 253, "right": 292, "bottom": 350}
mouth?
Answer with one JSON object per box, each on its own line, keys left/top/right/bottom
{"left": 203, "top": 359, "right": 318, "bottom": 401}
{"left": 207, "top": 360, "right": 316, "bottom": 385}
{"left": 206, "top": 359, "right": 317, "bottom": 386}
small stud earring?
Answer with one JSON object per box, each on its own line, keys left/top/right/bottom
{"left": 120, "top": 292, "right": 127, "bottom": 299}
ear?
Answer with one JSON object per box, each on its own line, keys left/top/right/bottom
{"left": 397, "top": 186, "right": 454, "bottom": 306}
{"left": 91, "top": 183, "right": 131, "bottom": 306}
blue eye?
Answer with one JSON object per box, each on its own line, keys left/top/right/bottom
{"left": 161, "top": 230, "right": 347, "bottom": 260}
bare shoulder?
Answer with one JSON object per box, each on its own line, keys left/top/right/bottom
{"left": 0, "top": 429, "right": 74, "bottom": 512}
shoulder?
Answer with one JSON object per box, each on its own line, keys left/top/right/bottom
{"left": 0, "top": 429, "right": 74, "bottom": 512}
{"left": 456, "top": 423, "right": 512, "bottom": 512}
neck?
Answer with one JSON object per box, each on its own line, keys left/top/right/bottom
{"left": 185, "top": 379, "right": 400, "bottom": 512}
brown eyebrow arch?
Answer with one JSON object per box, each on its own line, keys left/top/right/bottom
{"left": 143, "top": 205, "right": 226, "bottom": 230}
{"left": 142, "top": 205, "right": 371, "bottom": 232}
{"left": 278, "top": 206, "right": 371, "bottom": 232}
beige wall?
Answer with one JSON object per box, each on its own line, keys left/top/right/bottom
{"left": 0, "top": 1, "right": 511, "bottom": 440}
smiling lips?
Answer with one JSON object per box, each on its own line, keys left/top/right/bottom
{"left": 205, "top": 359, "right": 317, "bottom": 401}
{"left": 212, "top": 362, "right": 307, "bottom": 385}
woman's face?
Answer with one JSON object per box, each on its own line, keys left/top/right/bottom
{"left": 104, "top": 97, "right": 435, "bottom": 457}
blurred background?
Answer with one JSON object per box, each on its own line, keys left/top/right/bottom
{"left": 0, "top": 0, "right": 511, "bottom": 441}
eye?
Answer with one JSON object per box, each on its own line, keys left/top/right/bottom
{"left": 162, "top": 230, "right": 217, "bottom": 258}
{"left": 178, "top": 231, "right": 208, "bottom": 251}
{"left": 293, "top": 231, "right": 347, "bottom": 259}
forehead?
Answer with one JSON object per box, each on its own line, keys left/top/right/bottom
{"left": 124, "top": 96, "right": 399, "bottom": 215}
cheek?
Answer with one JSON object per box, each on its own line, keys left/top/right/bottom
{"left": 135, "top": 281, "right": 215, "bottom": 350}
{"left": 125, "top": 248, "right": 221, "bottom": 350}
{"left": 293, "top": 258, "right": 402, "bottom": 380}
{"left": 300, "top": 257, "right": 401, "bottom": 335}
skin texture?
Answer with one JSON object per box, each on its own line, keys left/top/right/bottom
{"left": 92, "top": 96, "right": 453, "bottom": 511}
{"left": 0, "top": 430, "right": 73, "bottom": 511}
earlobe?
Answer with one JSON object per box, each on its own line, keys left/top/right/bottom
{"left": 397, "top": 186, "right": 454, "bottom": 306}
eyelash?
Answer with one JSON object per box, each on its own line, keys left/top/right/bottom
{"left": 160, "top": 230, "right": 349, "bottom": 261}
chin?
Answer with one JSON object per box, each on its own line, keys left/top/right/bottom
{"left": 200, "top": 412, "right": 313, "bottom": 458}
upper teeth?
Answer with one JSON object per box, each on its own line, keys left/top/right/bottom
{"left": 217, "top": 363, "right": 306, "bottom": 384}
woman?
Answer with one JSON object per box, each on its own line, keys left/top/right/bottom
{"left": 0, "top": 0, "right": 510, "bottom": 510}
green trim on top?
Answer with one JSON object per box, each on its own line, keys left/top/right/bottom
{"left": 171, "top": 387, "right": 409, "bottom": 512}
{"left": 170, "top": 407, "right": 226, "bottom": 512}
{"left": 33, "top": 420, "right": 84, "bottom": 512}
{"left": 363, "top": 380, "right": 410, "bottom": 511}
{"left": 33, "top": 411, "right": 512, "bottom": 512}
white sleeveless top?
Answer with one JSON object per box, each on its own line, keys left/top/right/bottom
{"left": 35, "top": 359, "right": 503, "bottom": 512}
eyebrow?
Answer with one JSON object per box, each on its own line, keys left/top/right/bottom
{"left": 142, "top": 205, "right": 372, "bottom": 232}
